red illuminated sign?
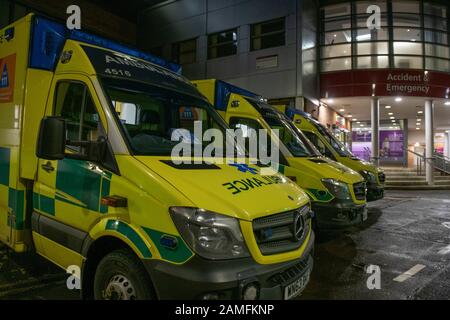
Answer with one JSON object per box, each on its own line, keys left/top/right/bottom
{"left": 321, "top": 69, "right": 450, "bottom": 99}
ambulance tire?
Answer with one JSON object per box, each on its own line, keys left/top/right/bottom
{"left": 94, "top": 249, "right": 156, "bottom": 300}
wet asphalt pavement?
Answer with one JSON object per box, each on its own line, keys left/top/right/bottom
{"left": 0, "top": 190, "right": 449, "bottom": 300}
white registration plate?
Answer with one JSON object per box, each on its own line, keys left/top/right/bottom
{"left": 284, "top": 271, "right": 310, "bottom": 300}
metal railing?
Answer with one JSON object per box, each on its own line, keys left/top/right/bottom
{"left": 407, "top": 149, "right": 425, "bottom": 175}
{"left": 407, "top": 149, "right": 450, "bottom": 175}
{"left": 434, "top": 152, "right": 450, "bottom": 175}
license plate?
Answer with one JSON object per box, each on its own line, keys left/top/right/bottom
{"left": 284, "top": 271, "right": 310, "bottom": 300}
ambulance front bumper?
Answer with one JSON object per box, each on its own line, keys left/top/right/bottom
{"left": 142, "top": 230, "right": 314, "bottom": 300}
{"left": 312, "top": 201, "right": 367, "bottom": 230}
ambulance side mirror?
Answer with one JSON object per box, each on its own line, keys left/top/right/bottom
{"left": 36, "top": 117, "right": 66, "bottom": 160}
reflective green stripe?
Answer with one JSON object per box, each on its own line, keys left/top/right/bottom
{"left": 105, "top": 220, "right": 152, "bottom": 258}
{"left": 0, "top": 147, "right": 10, "bottom": 186}
{"left": 56, "top": 159, "right": 111, "bottom": 213}
{"left": 142, "top": 227, "right": 193, "bottom": 264}
{"left": 34, "top": 192, "right": 55, "bottom": 216}
{"left": 307, "top": 188, "right": 334, "bottom": 202}
{"left": 8, "top": 188, "right": 25, "bottom": 229}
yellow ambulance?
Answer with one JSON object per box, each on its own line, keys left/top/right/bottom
{"left": 0, "top": 14, "right": 314, "bottom": 300}
{"left": 285, "top": 109, "right": 385, "bottom": 201}
{"left": 193, "top": 80, "right": 368, "bottom": 231}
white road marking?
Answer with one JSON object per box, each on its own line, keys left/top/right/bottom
{"left": 393, "top": 264, "right": 426, "bottom": 282}
{"left": 438, "top": 244, "right": 450, "bottom": 255}
{"left": 442, "top": 222, "right": 450, "bottom": 229}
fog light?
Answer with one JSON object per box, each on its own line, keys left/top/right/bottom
{"left": 242, "top": 283, "right": 259, "bottom": 300}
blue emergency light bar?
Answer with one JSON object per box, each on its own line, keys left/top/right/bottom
{"left": 285, "top": 107, "right": 312, "bottom": 120}
{"left": 29, "top": 16, "right": 182, "bottom": 74}
{"left": 214, "top": 80, "right": 262, "bottom": 111}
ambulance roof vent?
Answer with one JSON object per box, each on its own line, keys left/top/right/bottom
{"left": 29, "top": 16, "right": 182, "bottom": 74}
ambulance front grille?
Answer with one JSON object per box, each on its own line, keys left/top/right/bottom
{"left": 378, "top": 172, "right": 386, "bottom": 184}
{"left": 252, "top": 206, "right": 310, "bottom": 255}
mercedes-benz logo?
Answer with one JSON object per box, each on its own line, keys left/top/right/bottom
{"left": 293, "top": 212, "right": 304, "bottom": 241}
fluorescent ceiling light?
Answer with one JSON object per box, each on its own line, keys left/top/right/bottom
{"left": 445, "top": 101, "right": 450, "bottom": 106}
{"left": 385, "top": 105, "right": 391, "bottom": 109}
{"left": 395, "top": 97, "right": 403, "bottom": 102}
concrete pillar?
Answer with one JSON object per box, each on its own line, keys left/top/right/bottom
{"left": 371, "top": 97, "right": 379, "bottom": 166}
{"left": 425, "top": 99, "right": 434, "bottom": 185}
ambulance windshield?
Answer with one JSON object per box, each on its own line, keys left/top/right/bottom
{"left": 102, "top": 77, "right": 243, "bottom": 157}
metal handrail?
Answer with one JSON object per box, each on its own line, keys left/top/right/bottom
{"left": 406, "top": 149, "right": 425, "bottom": 175}
{"left": 434, "top": 152, "right": 450, "bottom": 162}
{"left": 434, "top": 152, "right": 450, "bottom": 175}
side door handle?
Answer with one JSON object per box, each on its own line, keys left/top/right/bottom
{"left": 41, "top": 161, "right": 55, "bottom": 173}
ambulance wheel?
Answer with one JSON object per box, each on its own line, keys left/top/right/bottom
{"left": 94, "top": 249, "right": 156, "bottom": 300}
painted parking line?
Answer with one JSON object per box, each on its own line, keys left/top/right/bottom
{"left": 393, "top": 264, "right": 426, "bottom": 282}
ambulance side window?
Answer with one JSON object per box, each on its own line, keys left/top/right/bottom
{"left": 229, "top": 117, "right": 266, "bottom": 157}
{"left": 54, "top": 82, "right": 102, "bottom": 153}
{"left": 303, "top": 131, "right": 335, "bottom": 160}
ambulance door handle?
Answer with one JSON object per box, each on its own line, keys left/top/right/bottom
{"left": 41, "top": 161, "right": 55, "bottom": 173}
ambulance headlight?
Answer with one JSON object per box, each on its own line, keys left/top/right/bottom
{"left": 321, "top": 179, "right": 351, "bottom": 200}
{"left": 170, "top": 207, "right": 250, "bottom": 260}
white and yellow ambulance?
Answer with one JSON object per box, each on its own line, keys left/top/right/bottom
{"left": 0, "top": 14, "right": 314, "bottom": 300}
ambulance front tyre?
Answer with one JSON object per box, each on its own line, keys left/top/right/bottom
{"left": 93, "top": 249, "right": 156, "bottom": 300}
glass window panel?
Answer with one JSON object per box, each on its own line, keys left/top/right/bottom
{"left": 424, "top": 2, "right": 447, "bottom": 18}
{"left": 356, "top": 14, "right": 388, "bottom": 28}
{"left": 424, "top": 30, "right": 448, "bottom": 45}
{"left": 356, "top": 56, "right": 389, "bottom": 69}
{"left": 394, "top": 56, "right": 423, "bottom": 69}
{"left": 321, "top": 57, "right": 352, "bottom": 72}
{"left": 321, "top": 43, "right": 351, "bottom": 58}
{"left": 322, "top": 30, "right": 352, "bottom": 44}
{"left": 393, "top": 13, "right": 421, "bottom": 27}
{"left": 424, "top": 16, "right": 447, "bottom": 32}
{"left": 393, "top": 28, "right": 422, "bottom": 41}
{"left": 356, "top": 28, "right": 389, "bottom": 41}
{"left": 356, "top": 42, "right": 389, "bottom": 55}
{"left": 251, "top": 18, "right": 285, "bottom": 51}
{"left": 172, "top": 38, "right": 197, "bottom": 64}
{"left": 356, "top": 1, "right": 387, "bottom": 13}
{"left": 323, "top": 3, "right": 351, "bottom": 18}
{"left": 425, "top": 57, "right": 450, "bottom": 72}
{"left": 208, "top": 29, "right": 238, "bottom": 59}
{"left": 393, "top": 41, "right": 423, "bottom": 55}
{"left": 324, "top": 17, "right": 351, "bottom": 31}
{"left": 425, "top": 44, "right": 450, "bottom": 59}
{"left": 392, "top": 1, "right": 420, "bottom": 13}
